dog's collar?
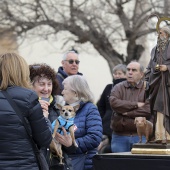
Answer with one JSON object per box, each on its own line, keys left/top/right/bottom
{"left": 69, "top": 100, "right": 81, "bottom": 107}
{"left": 58, "top": 116, "right": 75, "bottom": 122}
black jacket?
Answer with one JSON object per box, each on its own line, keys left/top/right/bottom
{"left": 97, "top": 78, "right": 126, "bottom": 138}
{"left": 0, "top": 86, "right": 52, "bottom": 170}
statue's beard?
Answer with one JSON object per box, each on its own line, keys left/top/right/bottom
{"left": 157, "top": 36, "right": 168, "bottom": 52}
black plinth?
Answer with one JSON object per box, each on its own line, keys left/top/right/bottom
{"left": 93, "top": 152, "right": 170, "bottom": 170}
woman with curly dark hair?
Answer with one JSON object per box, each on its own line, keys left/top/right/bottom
{"left": 29, "top": 63, "right": 74, "bottom": 170}
{"left": 29, "top": 63, "right": 60, "bottom": 122}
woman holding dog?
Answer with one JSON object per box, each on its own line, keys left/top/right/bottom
{"left": 0, "top": 53, "right": 52, "bottom": 170}
{"left": 57, "top": 75, "right": 102, "bottom": 170}
{"left": 29, "top": 63, "right": 75, "bottom": 170}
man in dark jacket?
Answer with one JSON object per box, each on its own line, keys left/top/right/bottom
{"left": 56, "top": 50, "right": 83, "bottom": 94}
{"left": 109, "top": 61, "right": 151, "bottom": 152}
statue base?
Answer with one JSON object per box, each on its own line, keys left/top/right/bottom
{"left": 131, "top": 143, "right": 170, "bottom": 155}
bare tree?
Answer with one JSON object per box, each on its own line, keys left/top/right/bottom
{"left": 0, "top": 0, "right": 168, "bottom": 74}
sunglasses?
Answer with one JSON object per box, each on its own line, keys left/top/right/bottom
{"left": 65, "top": 59, "right": 80, "bottom": 65}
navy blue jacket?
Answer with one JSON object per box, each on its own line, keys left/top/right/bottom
{"left": 0, "top": 86, "right": 52, "bottom": 170}
{"left": 56, "top": 66, "right": 83, "bottom": 94}
{"left": 69, "top": 102, "right": 103, "bottom": 170}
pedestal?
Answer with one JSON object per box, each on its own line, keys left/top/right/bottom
{"left": 131, "top": 143, "right": 170, "bottom": 154}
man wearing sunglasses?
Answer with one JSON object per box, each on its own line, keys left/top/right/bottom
{"left": 57, "top": 50, "right": 83, "bottom": 94}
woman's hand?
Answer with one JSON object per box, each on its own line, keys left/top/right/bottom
{"left": 42, "top": 110, "right": 49, "bottom": 118}
{"left": 39, "top": 100, "right": 50, "bottom": 118}
{"left": 54, "top": 127, "right": 73, "bottom": 147}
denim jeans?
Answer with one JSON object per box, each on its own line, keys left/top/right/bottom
{"left": 69, "top": 154, "right": 86, "bottom": 170}
{"left": 111, "top": 133, "right": 146, "bottom": 153}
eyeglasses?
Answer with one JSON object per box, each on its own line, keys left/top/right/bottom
{"left": 64, "top": 59, "right": 80, "bottom": 65}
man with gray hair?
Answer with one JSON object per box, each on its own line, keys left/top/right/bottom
{"left": 56, "top": 49, "right": 83, "bottom": 94}
{"left": 145, "top": 25, "right": 170, "bottom": 144}
{"left": 109, "top": 61, "right": 151, "bottom": 152}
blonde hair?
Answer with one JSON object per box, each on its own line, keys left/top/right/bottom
{"left": 0, "top": 52, "right": 31, "bottom": 90}
{"left": 63, "top": 75, "right": 94, "bottom": 103}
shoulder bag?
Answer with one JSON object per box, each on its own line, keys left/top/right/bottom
{"left": 2, "top": 90, "right": 49, "bottom": 170}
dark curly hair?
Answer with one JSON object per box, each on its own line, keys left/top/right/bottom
{"left": 29, "top": 63, "right": 59, "bottom": 95}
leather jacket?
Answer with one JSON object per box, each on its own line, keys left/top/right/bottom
{"left": 109, "top": 80, "right": 151, "bottom": 134}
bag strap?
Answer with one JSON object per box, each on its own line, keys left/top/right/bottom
{"left": 1, "top": 90, "right": 39, "bottom": 152}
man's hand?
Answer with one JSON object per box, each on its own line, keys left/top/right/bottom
{"left": 54, "top": 127, "right": 73, "bottom": 147}
{"left": 137, "top": 102, "right": 145, "bottom": 107}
